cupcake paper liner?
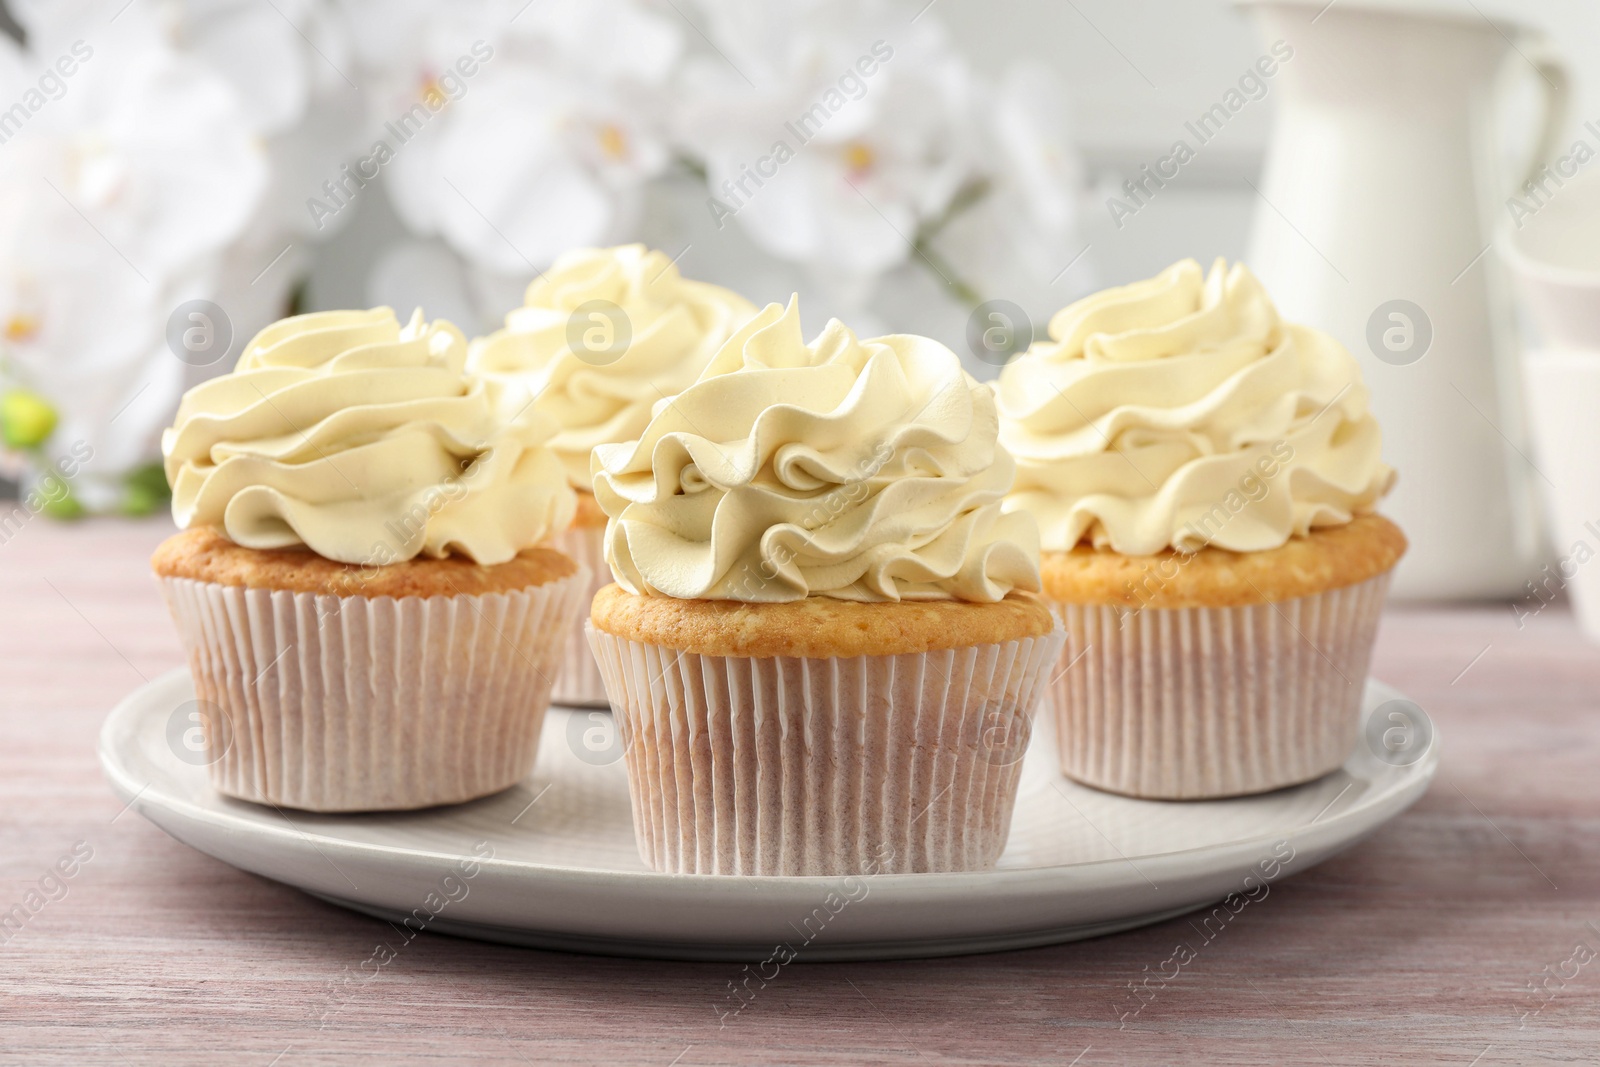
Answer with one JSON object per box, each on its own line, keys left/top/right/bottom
{"left": 550, "top": 522, "right": 612, "bottom": 708}
{"left": 159, "top": 567, "right": 587, "bottom": 812}
{"left": 1047, "top": 572, "right": 1391, "bottom": 799}
{"left": 586, "top": 625, "right": 1065, "bottom": 876}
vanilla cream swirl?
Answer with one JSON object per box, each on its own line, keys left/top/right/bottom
{"left": 468, "top": 244, "right": 757, "bottom": 490}
{"left": 592, "top": 298, "right": 1041, "bottom": 603}
{"left": 996, "top": 259, "right": 1394, "bottom": 555}
{"left": 164, "top": 307, "right": 575, "bottom": 566}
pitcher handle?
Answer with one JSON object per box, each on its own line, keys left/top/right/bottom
{"left": 1515, "top": 36, "right": 1571, "bottom": 192}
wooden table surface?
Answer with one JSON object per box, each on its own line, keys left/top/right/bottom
{"left": 2, "top": 517, "right": 1597, "bottom": 1066}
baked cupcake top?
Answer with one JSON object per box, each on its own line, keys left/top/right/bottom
{"left": 468, "top": 244, "right": 757, "bottom": 491}
{"left": 591, "top": 297, "right": 1041, "bottom": 604}
{"left": 163, "top": 307, "right": 575, "bottom": 567}
{"left": 996, "top": 258, "right": 1394, "bottom": 555}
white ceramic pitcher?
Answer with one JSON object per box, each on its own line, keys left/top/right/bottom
{"left": 1238, "top": 0, "right": 1568, "bottom": 599}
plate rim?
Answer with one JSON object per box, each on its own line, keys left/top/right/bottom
{"left": 101, "top": 668, "right": 1438, "bottom": 959}
{"left": 302, "top": 893, "right": 1220, "bottom": 962}
{"left": 101, "top": 667, "right": 1438, "bottom": 893}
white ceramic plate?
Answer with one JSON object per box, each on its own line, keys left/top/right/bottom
{"left": 100, "top": 669, "right": 1437, "bottom": 961}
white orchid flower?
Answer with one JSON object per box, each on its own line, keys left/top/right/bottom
{"left": 336, "top": 0, "right": 681, "bottom": 274}
{"left": 678, "top": 0, "right": 980, "bottom": 277}
{"left": 926, "top": 62, "right": 1094, "bottom": 328}
{"left": 0, "top": 20, "right": 265, "bottom": 497}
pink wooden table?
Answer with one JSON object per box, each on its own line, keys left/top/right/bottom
{"left": 2, "top": 517, "right": 1597, "bottom": 1065}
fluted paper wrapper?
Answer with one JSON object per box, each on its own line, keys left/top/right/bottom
{"left": 159, "top": 569, "right": 587, "bottom": 812}
{"left": 1047, "top": 573, "right": 1391, "bottom": 800}
{"left": 550, "top": 522, "right": 611, "bottom": 708}
{"left": 587, "top": 626, "right": 1065, "bottom": 876}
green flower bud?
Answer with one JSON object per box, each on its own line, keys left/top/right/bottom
{"left": 1, "top": 390, "right": 58, "bottom": 449}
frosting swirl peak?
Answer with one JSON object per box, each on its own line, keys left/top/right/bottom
{"left": 592, "top": 298, "right": 1041, "bottom": 603}
{"left": 164, "top": 307, "right": 575, "bottom": 566}
{"left": 996, "top": 258, "right": 1394, "bottom": 555}
{"left": 468, "top": 244, "right": 757, "bottom": 490}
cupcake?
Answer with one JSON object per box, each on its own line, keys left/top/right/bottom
{"left": 996, "top": 259, "right": 1404, "bottom": 799}
{"left": 586, "top": 298, "right": 1064, "bottom": 876}
{"left": 155, "top": 307, "right": 583, "bottom": 812}
{"left": 469, "top": 245, "right": 756, "bottom": 707}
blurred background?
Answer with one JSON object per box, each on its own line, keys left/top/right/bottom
{"left": 2, "top": 0, "right": 1598, "bottom": 606}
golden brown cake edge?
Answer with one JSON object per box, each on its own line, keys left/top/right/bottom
{"left": 151, "top": 527, "right": 578, "bottom": 598}
{"left": 589, "top": 583, "right": 1055, "bottom": 658}
{"left": 1041, "top": 513, "right": 1407, "bottom": 609}
{"left": 572, "top": 490, "right": 608, "bottom": 530}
